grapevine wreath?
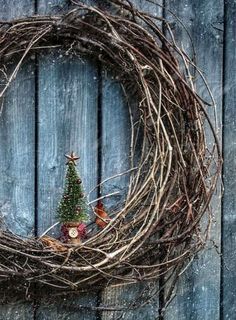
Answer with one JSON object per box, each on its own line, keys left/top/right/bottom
{"left": 0, "top": 0, "right": 221, "bottom": 314}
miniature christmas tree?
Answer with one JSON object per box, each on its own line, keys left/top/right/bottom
{"left": 58, "top": 152, "right": 88, "bottom": 244}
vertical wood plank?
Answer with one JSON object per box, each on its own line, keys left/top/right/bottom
{"left": 35, "top": 0, "right": 99, "bottom": 319}
{"left": 0, "top": 0, "right": 35, "bottom": 319}
{"left": 222, "top": 1, "right": 236, "bottom": 319}
{"left": 164, "top": 1, "right": 223, "bottom": 319}
{"left": 36, "top": 54, "right": 99, "bottom": 235}
{"left": 100, "top": 1, "right": 162, "bottom": 319}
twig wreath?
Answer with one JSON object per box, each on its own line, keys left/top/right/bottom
{"left": 0, "top": 0, "right": 221, "bottom": 314}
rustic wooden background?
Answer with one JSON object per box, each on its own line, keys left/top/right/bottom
{"left": 0, "top": 0, "right": 234, "bottom": 319}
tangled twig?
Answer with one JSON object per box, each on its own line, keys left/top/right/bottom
{"left": 0, "top": 0, "right": 221, "bottom": 313}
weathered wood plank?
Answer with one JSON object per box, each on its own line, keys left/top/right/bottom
{"left": 0, "top": 0, "right": 35, "bottom": 318}
{"left": 36, "top": 53, "right": 99, "bottom": 234}
{"left": 35, "top": 0, "right": 99, "bottom": 319}
{"left": 99, "top": 73, "right": 135, "bottom": 319}
{"left": 222, "top": 1, "right": 236, "bottom": 319}
{"left": 164, "top": 1, "right": 223, "bottom": 319}
{"left": 100, "top": 1, "right": 162, "bottom": 319}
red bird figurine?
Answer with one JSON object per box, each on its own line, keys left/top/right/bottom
{"left": 95, "top": 200, "right": 111, "bottom": 228}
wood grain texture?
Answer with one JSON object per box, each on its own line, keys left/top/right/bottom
{"left": 100, "top": 62, "right": 159, "bottom": 320}
{"left": 0, "top": 0, "right": 35, "bottom": 318}
{"left": 99, "top": 74, "right": 135, "bottom": 320}
{"left": 100, "top": 1, "right": 162, "bottom": 319}
{"left": 222, "top": 1, "right": 236, "bottom": 319}
{"left": 0, "top": 0, "right": 35, "bottom": 238}
{"left": 0, "top": 0, "right": 229, "bottom": 319}
{"left": 36, "top": 53, "right": 99, "bottom": 235}
{"left": 164, "top": 1, "right": 223, "bottom": 319}
{"left": 99, "top": 71, "right": 159, "bottom": 320}
{"left": 35, "top": 0, "right": 99, "bottom": 319}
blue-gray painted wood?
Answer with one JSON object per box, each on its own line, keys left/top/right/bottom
{"left": 164, "top": 1, "right": 223, "bottom": 319}
{"left": 100, "top": 74, "right": 134, "bottom": 319}
{"left": 222, "top": 1, "right": 236, "bottom": 319}
{"left": 35, "top": 0, "right": 99, "bottom": 319}
{"left": 100, "top": 1, "right": 162, "bottom": 319}
{"left": 36, "top": 53, "right": 99, "bottom": 235}
{"left": 0, "top": 0, "right": 230, "bottom": 319}
{"left": 0, "top": 0, "right": 35, "bottom": 241}
{"left": 35, "top": 43, "right": 99, "bottom": 320}
{"left": 0, "top": 1, "right": 35, "bottom": 319}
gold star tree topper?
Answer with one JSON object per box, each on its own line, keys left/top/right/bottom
{"left": 65, "top": 152, "right": 80, "bottom": 165}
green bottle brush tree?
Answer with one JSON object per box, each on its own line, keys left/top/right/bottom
{"left": 57, "top": 152, "right": 88, "bottom": 244}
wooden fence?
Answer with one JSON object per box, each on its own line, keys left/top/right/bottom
{"left": 0, "top": 0, "right": 235, "bottom": 319}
